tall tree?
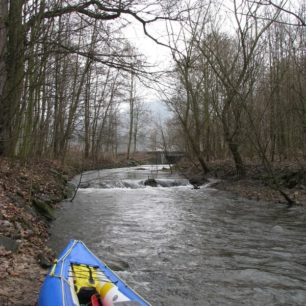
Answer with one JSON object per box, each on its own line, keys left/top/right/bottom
{"left": 0, "top": 0, "right": 8, "bottom": 154}
{"left": 127, "top": 72, "right": 135, "bottom": 159}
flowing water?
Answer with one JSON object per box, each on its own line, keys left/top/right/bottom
{"left": 50, "top": 165, "right": 306, "bottom": 305}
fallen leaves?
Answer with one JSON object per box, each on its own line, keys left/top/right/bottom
{"left": 0, "top": 157, "right": 69, "bottom": 305}
{"left": 0, "top": 246, "right": 12, "bottom": 257}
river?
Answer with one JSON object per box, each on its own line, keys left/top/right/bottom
{"left": 49, "top": 165, "right": 306, "bottom": 305}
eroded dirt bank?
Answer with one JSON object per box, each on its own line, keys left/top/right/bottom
{"left": 180, "top": 160, "right": 306, "bottom": 205}
{"left": 0, "top": 157, "right": 147, "bottom": 305}
{"left": 0, "top": 158, "right": 75, "bottom": 305}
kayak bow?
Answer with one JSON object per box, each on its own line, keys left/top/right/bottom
{"left": 38, "top": 240, "right": 150, "bottom": 306}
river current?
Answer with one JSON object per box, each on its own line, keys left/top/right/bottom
{"left": 50, "top": 165, "right": 306, "bottom": 305}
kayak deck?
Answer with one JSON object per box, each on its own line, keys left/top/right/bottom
{"left": 38, "top": 240, "right": 150, "bottom": 306}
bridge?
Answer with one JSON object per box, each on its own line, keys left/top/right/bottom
{"left": 147, "top": 151, "right": 185, "bottom": 164}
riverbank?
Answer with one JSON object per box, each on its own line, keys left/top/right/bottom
{"left": 0, "top": 156, "right": 148, "bottom": 305}
{"left": 0, "top": 158, "right": 76, "bottom": 305}
{"left": 179, "top": 160, "right": 306, "bottom": 205}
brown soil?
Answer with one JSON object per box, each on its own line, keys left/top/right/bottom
{"left": 0, "top": 158, "right": 74, "bottom": 305}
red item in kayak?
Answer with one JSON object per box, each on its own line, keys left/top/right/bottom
{"left": 91, "top": 294, "right": 101, "bottom": 306}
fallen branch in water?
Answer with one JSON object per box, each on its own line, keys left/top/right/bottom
{"left": 70, "top": 171, "right": 83, "bottom": 202}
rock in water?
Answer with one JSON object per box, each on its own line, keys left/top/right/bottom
{"left": 189, "top": 176, "right": 208, "bottom": 187}
{"left": 144, "top": 178, "right": 157, "bottom": 187}
{"left": 37, "top": 253, "right": 52, "bottom": 269}
{"left": 272, "top": 225, "right": 284, "bottom": 233}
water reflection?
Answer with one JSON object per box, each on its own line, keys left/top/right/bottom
{"left": 50, "top": 166, "right": 306, "bottom": 305}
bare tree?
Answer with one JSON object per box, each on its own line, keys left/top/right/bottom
{"left": 127, "top": 72, "right": 135, "bottom": 159}
{"left": 0, "top": 0, "right": 185, "bottom": 158}
{"left": 0, "top": 0, "right": 8, "bottom": 154}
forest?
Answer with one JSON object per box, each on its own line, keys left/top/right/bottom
{"left": 0, "top": 1, "right": 305, "bottom": 187}
{"left": 1, "top": 2, "right": 306, "bottom": 305}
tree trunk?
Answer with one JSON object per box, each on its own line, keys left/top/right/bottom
{"left": 228, "top": 141, "right": 245, "bottom": 176}
{"left": 61, "top": 58, "right": 92, "bottom": 162}
{"left": 0, "top": 0, "right": 8, "bottom": 154}
{"left": 53, "top": 54, "right": 66, "bottom": 158}
{"left": 222, "top": 112, "right": 245, "bottom": 176}
{"left": 1, "top": 0, "right": 24, "bottom": 155}
{"left": 221, "top": 94, "right": 246, "bottom": 176}
{"left": 133, "top": 122, "right": 138, "bottom": 154}
{"left": 84, "top": 72, "right": 91, "bottom": 159}
{"left": 127, "top": 73, "right": 134, "bottom": 159}
{"left": 183, "top": 120, "right": 210, "bottom": 173}
{"left": 94, "top": 72, "right": 119, "bottom": 160}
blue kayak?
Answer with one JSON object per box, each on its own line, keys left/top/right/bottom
{"left": 38, "top": 240, "right": 150, "bottom": 306}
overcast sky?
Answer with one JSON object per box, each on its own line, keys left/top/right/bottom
{"left": 121, "top": 15, "right": 175, "bottom": 122}
{"left": 122, "top": 14, "right": 174, "bottom": 70}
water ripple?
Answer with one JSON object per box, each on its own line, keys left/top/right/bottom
{"left": 50, "top": 167, "right": 306, "bottom": 305}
